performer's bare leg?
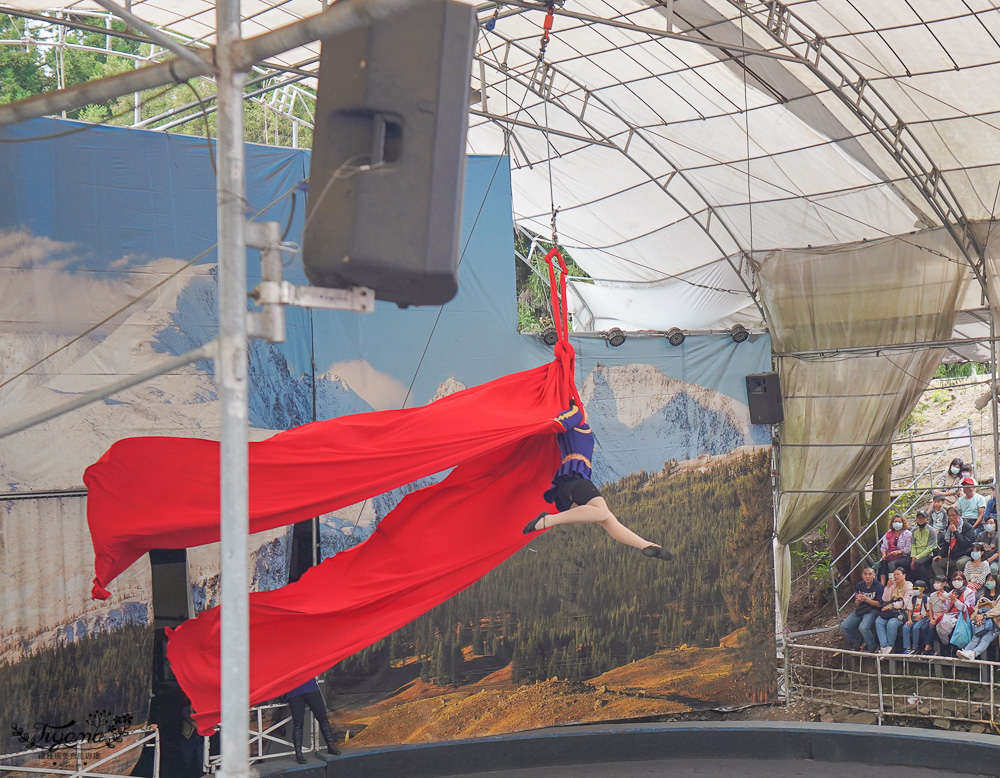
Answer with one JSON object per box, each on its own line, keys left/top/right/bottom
{"left": 533, "top": 497, "right": 671, "bottom": 559}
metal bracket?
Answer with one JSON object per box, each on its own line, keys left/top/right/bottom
{"left": 250, "top": 281, "right": 375, "bottom": 312}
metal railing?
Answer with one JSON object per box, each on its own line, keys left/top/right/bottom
{"left": 203, "top": 702, "right": 318, "bottom": 773}
{"left": 0, "top": 727, "right": 159, "bottom": 778}
{"left": 785, "top": 642, "right": 1000, "bottom": 730}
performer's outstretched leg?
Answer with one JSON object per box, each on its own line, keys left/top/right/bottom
{"left": 524, "top": 496, "right": 672, "bottom": 560}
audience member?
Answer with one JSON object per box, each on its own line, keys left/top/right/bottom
{"left": 936, "top": 571, "right": 976, "bottom": 648}
{"left": 926, "top": 575, "right": 951, "bottom": 655}
{"left": 978, "top": 516, "right": 999, "bottom": 575}
{"left": 964, "top": 543, "right": 991, "bottom": 592}
{"left": 928, "top": 494, "right": 948, "bottom": 533}
{"left": 982, "top": 485, "right": 997, "bottom": 530}
{"left": 879, "top": 516, "right": 912, "bottom": 584}
{"left": 909, "top": 510, "right": 937, "bottom": 582}
{"left": 840, "top": 567, "right": 883, "bottom": 652}
{"left": 933, "top": 458, "right": 965, "bottom": 510}
{"left": 957, "top": 477, "right": 987, "bottom": 532}
{"left": 957, "top": 588, "right": 1000, "bottom": 660}
{"left": 902, "top": 579, "right": 932, "bottom": 655}
{"left": 876, "top": 567, "right": 912, "bottom": 654}
{"left": 932, "top": 508, "right": 974, "bottom": 578}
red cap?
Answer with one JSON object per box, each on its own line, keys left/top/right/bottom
{"left": 962, "top": 477, "right": 977, "bottom": 486}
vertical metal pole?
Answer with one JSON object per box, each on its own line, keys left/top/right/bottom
{"left": 216, "top": 0, "right": 249, "bottom": 775}
{"left": 991, "top": 318, "right": 999, "bottom": 485}
{"left": 875, "top": 655, "right": 884, "bottom": 724}
{"left": 909, "top": 429, "right": 915, "bottom": 482}
{"left": 969, "top": 417, "right": 978, "bottom": 476}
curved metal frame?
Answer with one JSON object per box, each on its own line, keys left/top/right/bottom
{"left": 473, "top": 32, "right": 766, "bottom": 319}
{"left": 723, "top": 0, "right": 986, "bottom": 286}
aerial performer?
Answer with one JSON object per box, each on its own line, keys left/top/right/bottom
{"left": 523, "top": 402, "right": 673, "bottom": 561}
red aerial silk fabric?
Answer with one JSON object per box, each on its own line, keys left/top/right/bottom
{"left": 167, "top": 433, "right": 557, "bottom": 734}
{"left": 83, "top": 354, "right": 572, "bottom": 600}
{"left": 84, "top": 252, "right": 581, "bottom": 735}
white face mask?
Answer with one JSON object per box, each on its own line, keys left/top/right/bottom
{"left": 953, "top": 581, "right": 964, "bottom": 589}
{"left": 972, "top": 551, "right": 983, "bottom": 560}
{"left": 892, "top": 521, "right": 903, "bottom": 530}
{"left": 934, "top": 582, "right": 944, "bottom": 590}
{"left": 987, "top": 524, "right": 996, "bottom": 533}
{"left": 951, "top": 466, "right": 961, "bottom": 475}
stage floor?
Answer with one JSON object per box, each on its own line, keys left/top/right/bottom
{"left": 446, "top": 758, "right": 989, "bottom": 778}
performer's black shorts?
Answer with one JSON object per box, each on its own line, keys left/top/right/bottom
{"left": 551, "top": 477, "right": 601, "bottom": 512}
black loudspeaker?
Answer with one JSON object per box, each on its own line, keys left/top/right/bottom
{"left": 149, "top": 548, "right": 193, "bottom": 629}
{"left": 745, "top": 371, "right": 784, "bottom": 425}
{"left": 302, "top": 0, "right": 476, "bottom": 307}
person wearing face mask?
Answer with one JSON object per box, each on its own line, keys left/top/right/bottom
{"left": 964, "top": 542, "right": 991, "bottom": 592}
{"left": 933, "top": 458, "right": 965, "bottom": 510}
{"left": 925, "top": 575, "right": 951, "bottom": 655}
{"left": 957, "top": 580, "right": 1000, "bottom": 660}
{"left": 980, "top": 485, "right": 997, "bottom": 535}
{"left": 876, "top": 567, "right": 913, "bottom": 654}
{"left": 957, "top": 477, "right": 987, "bottom": 532}
{"left": 909, "top": 511, "right": 938, "bottom": 583}
{"left": 936, "top": 572, "right": 976, "bottom": 649}
{"left": 902, "top": 580, "right": 932, "bottom": 655}
{"left": 978, "top": 517, "right": 999, "bottom": 574}
{"left": 932, "top": 507, "right": 974, "bottom": 578}
{"left": 878, "top": 516, "right": 912, "bottom": 585}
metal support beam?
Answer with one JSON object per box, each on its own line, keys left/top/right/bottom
{"left": 215, "top": 1, "right": 249, "bottom": 776}
{"left": 0, "top": 0, "right": 435, "bottom": 127}
{"left": 469, "top": 107, "right": 614, "bottom": 148}
{"left": 479, "top": 0, "right": 798, "bottom": 61}
{"left": 92, "top": 0, "right": 216, "bottom": 76}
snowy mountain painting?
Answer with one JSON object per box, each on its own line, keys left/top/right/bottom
{"left": 0, "top": 121, "right": 773, "bottom": 733}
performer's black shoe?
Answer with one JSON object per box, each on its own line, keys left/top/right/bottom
{"left": 523, "top": 512, "right": 548, "bottom": 534}
{"left": 642, "top": 545, "right": 673, "bottom": 561}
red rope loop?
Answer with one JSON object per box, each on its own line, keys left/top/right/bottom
{"left": 543, "top": 247, "right": 583, "bottom": 414}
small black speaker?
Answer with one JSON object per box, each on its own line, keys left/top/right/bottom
{"left": 745, "top": 371, "right": 784, "bottom": 425}
{"left": 149, "top": 548, "right": 193, "bottom": 629}
{"left": 302, "top": 0, "right": 476, "bottom": 307}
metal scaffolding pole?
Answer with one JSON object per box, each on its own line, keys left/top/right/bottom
{"left": 215, "top": 0, "right": 250, "bottom": 774}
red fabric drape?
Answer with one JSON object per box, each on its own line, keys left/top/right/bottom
{"left": 84, "top": 358, "right": 571, "bottom": 600}
{"left": 168, "top": 434, "right": 557, "bottom": 734}
{"left": 84, "top": 251, "right": 581, "bottom": 734}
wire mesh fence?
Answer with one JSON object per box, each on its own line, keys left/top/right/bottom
{"left": 786, "top": 642, "right": 1000, "bottom": 731}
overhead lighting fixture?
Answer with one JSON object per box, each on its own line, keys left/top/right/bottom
{"left": 730, "top": 324, "right": 749, "bottom": 344}
{"left": 605, "top": 327, "right": 627, "bottom": 347}
{"left": 666, "top": 327, "right": 685, "bottom": 346}
{"left": 541, "top": 327, "right": 559, "bottom": 346}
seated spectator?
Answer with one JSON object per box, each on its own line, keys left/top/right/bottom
{"left": 957, "top": 477, "right": 987, "bottom": 532}
{"left": 879, "top": 516, "right": 912, "bottom": 584}
{"left": 956, "top": 588, "right": 1000, "bottom": 660}
{"left": 876, "top": 567, "right": 913, "bottom": 654}
{"left": 902, "top": 579, "right": 932, "bottom": 655}
{"left": 977, "top": 516, "right": 999, "bottom": 575}
{"left": 936, "top": 571, "right": 977, "bottom": 649}
{"left": 933, "top": 458, "right": 965, "bottom": 510}
{"left": 964, "top": 543, "right": 991, "bottom": 592}
{"left": 840, "top": 567, "right": 884, "bottom": 652}
{"left": 981, "top": 485, "right": 997, "bottom": 530}
{"left": 932, "top": 508, "right": 974, "bottom": 578}
{"left": 926, "top": 575, "right": 951, "bottom": 655}
{"left": 928, "top": 494, "right": 948, "bottom": 534}
{"left": 924, "top": 575, "right": 951, "bottom": 656}
{"left": 909, "top": 511, "right": 937, "bottom": 582}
